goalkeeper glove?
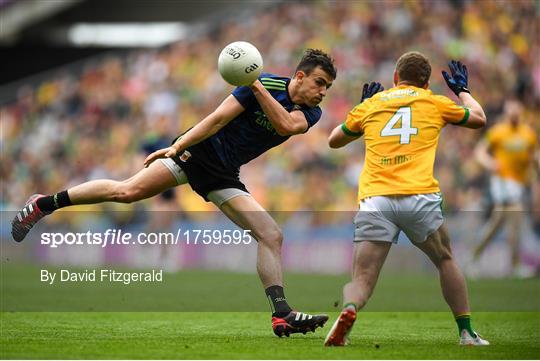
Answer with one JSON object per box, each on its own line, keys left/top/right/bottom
{"left": 361, "top": 82, "right": 384, "bottom": 103}
{"left": 442, "top": 60, "right": 470, "bottom": 96}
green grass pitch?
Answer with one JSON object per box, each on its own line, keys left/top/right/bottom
{"left": 1, "top": 265, "right": 539, "bottom": 359}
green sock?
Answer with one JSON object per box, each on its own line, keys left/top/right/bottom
{"left": 343, "top": 302, "right": 357, "bottom": 312}
{"left": 455, "top": 313, "right": 475, "bottom": 337}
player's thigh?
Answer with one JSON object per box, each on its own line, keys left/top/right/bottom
{"left": 412, "top": 223, "right": 453, "bottom": 266}
{"left": 351, "top": 240, "right": 392, "bottom": 280}
{"left": 218, "top": 193, "right": 281, "bottom": 243}
{"left": 123, "top": 159, "right": 185, "bottom": 198}
{"left": 490, "top": 176, "right": 525, "bottom": 206}
{"left": 398, "top": 193, "right": 444, "bottom": 244}
{"left": 354, "top": 196, "right": 401, "bottom": 244}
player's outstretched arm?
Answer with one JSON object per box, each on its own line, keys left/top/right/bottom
{"left": 442, "top": 60, "right": 486, "bottom": 129}
{"left": 328, "top": 125, "right": 362, "bottom": 148}
{"left": 457, "top": 92, "right": 486, "bottom": 129}
{"left": 143, "top": 95, "right": 244, "bottom": 167}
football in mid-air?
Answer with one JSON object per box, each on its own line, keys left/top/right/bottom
{"left": 218, "top": 41, "right": 263, "bottom": 86}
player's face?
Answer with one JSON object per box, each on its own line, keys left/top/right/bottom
{"left": 297, "top": 66, "right": 333, "bottom": 107}
{"left": 504, "top": 100, "right": 521, "bottom": 125}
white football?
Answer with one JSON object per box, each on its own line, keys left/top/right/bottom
{"left": 218, "top": 41, "right": 263, "bottom": 86}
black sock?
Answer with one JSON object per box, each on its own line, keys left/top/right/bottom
{"left": 36, "top": 190, "right": 72, "bottom": 212}
{"left": 265, "top": 285, "right": 292, "bottom": 317}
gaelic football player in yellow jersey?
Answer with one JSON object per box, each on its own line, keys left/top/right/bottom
{"left": 324, "top": 52, "right": 489, "bottom": 347}
{"left": 473, "top": 100, "right": 537, "bottom": 276}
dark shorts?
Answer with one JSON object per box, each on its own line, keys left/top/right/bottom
{"left": 171, "top": 138, "right": 248, "bottom": 202}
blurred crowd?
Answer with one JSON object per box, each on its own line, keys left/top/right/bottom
{"left": 2, "top": 0, "right": 539, "bottom": 225}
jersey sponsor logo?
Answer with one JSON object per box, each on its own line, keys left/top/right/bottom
{"left": 380, "top": 154, "right": 410, "bottom": 166}
{"left": 380, "top": 88, "right": 418, "bottom": 101}
{"left": 504, "top": 138, "right": 527, "bottom": 152}
{"left": 254, "top": 111, "right": 278, "bottom": 135}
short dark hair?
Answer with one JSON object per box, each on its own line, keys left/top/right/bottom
{"left": 395, "top": 51, "right": 431, "bottom": 87}
{"left": 295, "top": 49, "right": 337, "bottom": 80}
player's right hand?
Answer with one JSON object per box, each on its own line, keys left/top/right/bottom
{"left": 361, "top": 82, "right": 384, "bottom": 103}
{"left": 143, "top": 146, "right": 178, "bottom": 167}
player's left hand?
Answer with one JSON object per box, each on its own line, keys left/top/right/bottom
{"left": 143, "top": 146, "right": 178, "bottom": 167}
{"left": 361, "top": 82, "right": 384, "bottom": 103}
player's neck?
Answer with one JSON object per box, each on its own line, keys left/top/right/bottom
{"left": 288, "top": 79, "right": 303, "bottom": 104}
{"left": 396, "top": 81, "right": 423, "bottom": 88}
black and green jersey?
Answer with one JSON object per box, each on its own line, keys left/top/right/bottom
{"left": 208, "top": 72, "right": 322, "bottom": 169}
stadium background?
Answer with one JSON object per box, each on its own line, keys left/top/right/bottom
{"left": 1, "top": 0, "right": 539, "bottom": 288}
{"left": 2, "top": 1, "right": 540, "bottom": 359}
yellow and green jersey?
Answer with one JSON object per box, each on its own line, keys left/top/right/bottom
{"left": 343, "top": 85, "right": 469, "bottom": 202}
{"left": 486, "top": 122, "right": 537, "bottom": 184}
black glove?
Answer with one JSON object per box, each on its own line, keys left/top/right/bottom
{"left": 442, "top": 60, "right": 470, "bottom": 96}
{"left": 361, "top": 82, "right": 384, "bottom": 103}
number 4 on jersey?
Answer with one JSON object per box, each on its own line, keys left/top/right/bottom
{"left": 381, "top": 107, "right": 418, "bottom": 144}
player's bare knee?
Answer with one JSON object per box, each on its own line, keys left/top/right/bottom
{"left": 113, "top": 183, "right": 145, "bottom": 203}
{"left": 257, "top": 227, "right": 283, "bottom": 248}
{"left": 432, "top": 247, "right": 453, "bottom": 268}
{"left": 266, "top": 229, "right": 283, "bottom": 248}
